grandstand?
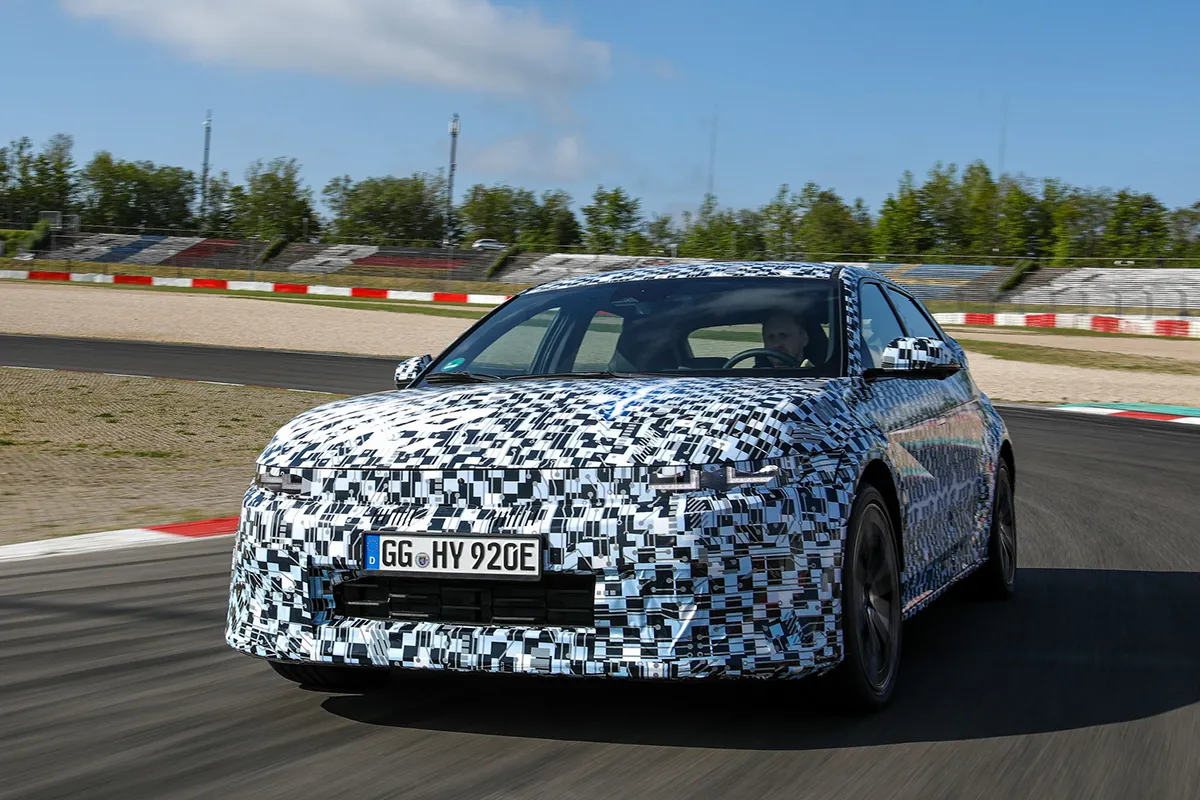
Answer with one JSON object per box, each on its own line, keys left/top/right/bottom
{"left": 1010, "top": 268, "right": 1200, "bottom": 312}
{"left": 31, "top": 235, "right": 1200, "bottom": 313}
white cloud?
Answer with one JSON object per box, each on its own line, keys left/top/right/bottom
{"left": 60, "top": 0, "right": 612, "bottom": 96}
{"left": 469, "top": 133, "right": 588, "bottom": 182}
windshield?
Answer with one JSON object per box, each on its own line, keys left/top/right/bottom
{"left": 423, "top": 277, "right": 844, "bottom": 381}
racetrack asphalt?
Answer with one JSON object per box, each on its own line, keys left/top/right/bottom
{"left": 2, "top": 336, "right": 1199, "bottom": 799}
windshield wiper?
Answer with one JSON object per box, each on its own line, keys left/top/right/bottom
{"left": 424, "top": 371, "right": 505, "bottom": 384}
{"left": 507, "top": 371, "right": 641, "bottom": 382}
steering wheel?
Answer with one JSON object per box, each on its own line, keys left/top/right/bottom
{"left": 721, "top": 348, "right": 803, "bottom": 370}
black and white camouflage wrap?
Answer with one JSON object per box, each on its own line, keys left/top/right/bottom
{"left": 879, "top": 337, "right": 958, "bottom": 373}
{"left": 226, "top": 262, "right": 1010, "bottom": 680}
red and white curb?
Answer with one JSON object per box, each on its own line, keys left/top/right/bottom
{"left": 0, "top": 268, "right": 512, "bottom": 306}
{"left": 0, "top": 517, "right": 238, "bottom": 563}
{"left": 1050, "top": 406, "right": 1200, "bottom": 424}
{"left": 933, "top": 311, "right": 1200, "bottom": 338}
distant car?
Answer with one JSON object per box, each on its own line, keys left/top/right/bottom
{"left": 471, "top": 238, "right": 507, "bottom": 251}
{"left": 226, "top": 261, "right": 1016, "bottom": 711}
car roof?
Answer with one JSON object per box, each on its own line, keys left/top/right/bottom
{"left": 524, "top": 260, "right": 894, "bottom": 295}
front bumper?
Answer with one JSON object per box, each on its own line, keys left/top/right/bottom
{"left": 225, "top": 470, "right": 853, "bottom": 680}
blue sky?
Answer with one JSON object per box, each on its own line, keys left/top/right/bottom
{"left": 3, "top": 0, "right": 1199, "bottom": 218}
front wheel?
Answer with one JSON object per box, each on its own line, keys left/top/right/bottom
{"left": 832, "top": 485, "right": 903, "bottom": 712}
{"left": 268, "top": 661, "right": 391, "bottom": 691}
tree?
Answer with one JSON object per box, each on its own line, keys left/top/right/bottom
{"left": 521, "top": 190, "right": 582, "bottom": 249}
{"left": 30, "top": 134, "right": 77, "bottom": 216}
{"left": 324, "top": 172, "right": 445, "bottom": 245}
{"left": 78, "top": 152, "right": 196, "bottom": 230}
{"left": 1, "top": 137, "right": 39, "bottom": 222}
{"left": 874, "top": 171, "right": 931, "bottom": 257}
{"left": 760, "top": 185, "right": 799, "bottom": 258}
{"left": 1103, "top": 190, "right": 1169, "bottom": 259}
{"left": 644, "top": 213, "right": 679, "bottom": 254}
{"left": 581, "top": 186, "right": 641, "bottom": 254}
{"left": 960, "top": 161, "right": 999, "bottom": 257}
{"left": 917, "top": 162, "right": 966, "bottom": 255}
{"left": 1167, "top": 202, "right": 1200, "bottom": 260}
{"left": 996, "top": 177, "right": 1040, "bottom": 258}
{"left": 235, "top": 158, "right": 319, "bottom": 241}
{"left": 794, "top": 182, "right": 870, "bottom": 256}
{"left": 197, "top": 171, "right": 240, "bottom": 235}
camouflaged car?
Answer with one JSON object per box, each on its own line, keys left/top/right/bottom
{"left": 226, "top": 262, "right": 1016, "bottom": 710}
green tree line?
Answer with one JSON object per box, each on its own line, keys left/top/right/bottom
{"left": 2, "top": 132, "right": 1197, "bottom": 263}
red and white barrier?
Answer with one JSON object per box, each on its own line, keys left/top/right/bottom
{"left": 932, "top": 311, "right": 1200, "bottom": 338}
{"left": 0, "top": 269, "right": 512, "bottom": 306}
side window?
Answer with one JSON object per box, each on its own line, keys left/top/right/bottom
{"left": 858, "top": 283, "right": 907, "bottom": 369}
{"left": 470, "top": 308, "right": 560, "bottom": 373}
{"left": 886, "top": 288, "right": 942, "bottom": 340}
{"left": 571, "top": 311, "right": 625, "bottom": 371}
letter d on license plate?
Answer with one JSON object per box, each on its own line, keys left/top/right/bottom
{"left": 364, "top": 534, "right": 541, "bottom": 579}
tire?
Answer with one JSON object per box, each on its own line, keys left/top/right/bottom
{"left": 966, "top": 461, "right": 1017, "bottom": 601}
{"left": 832, "top": 485, "right": 904, "bottom": 712}
{"left": 268, "top": 660, "right": 392, "bottom": 692}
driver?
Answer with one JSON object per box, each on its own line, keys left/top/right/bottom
{"left": 760, "top": 311, "right": 813, "bottom": 367}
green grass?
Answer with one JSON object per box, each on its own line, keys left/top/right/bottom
{"left": 957, "top": 338, "right": 1200, "bottom": 376}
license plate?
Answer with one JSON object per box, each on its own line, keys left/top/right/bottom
{"left": 363, "top": 534, "right": 541, "bottom": 579}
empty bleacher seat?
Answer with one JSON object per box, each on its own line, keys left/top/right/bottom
{"left": 1012, "top": 268, "right": 1200, "bottom": 311}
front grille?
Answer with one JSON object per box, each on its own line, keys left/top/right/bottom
{"left": 334, "top": 573, "right": 596, "bottom": 627}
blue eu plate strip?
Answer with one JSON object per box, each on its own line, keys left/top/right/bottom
{"left": 364, "top": 534, "right": 380, "bottom": 570}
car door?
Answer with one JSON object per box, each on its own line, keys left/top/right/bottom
{"left": 883, "top": 286, "right": 991, "bottom": 563}
{"left": 856, "top": 281, "right": 979, "bottom": 599}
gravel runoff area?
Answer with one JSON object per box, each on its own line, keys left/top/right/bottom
{"left": 0, "top": 367, "right": 344, "bottom": 546}
{"left": 0, "top": 282, "right": 467, "bottom": 358}
{"left": 3, "top": 280, "right": 1200, "bottom": 405}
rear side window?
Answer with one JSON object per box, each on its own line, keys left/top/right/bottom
{"left": 886, "top": 288, "right": 942, "bottom": 339}
{"left": 858, "top": 283, "right": 906, "bottom": 369}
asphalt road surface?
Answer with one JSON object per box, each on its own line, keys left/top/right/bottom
{"left": 2, "top": 337, "right": 1198, "bottom": 800}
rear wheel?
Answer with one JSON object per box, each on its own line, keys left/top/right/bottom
{"left": 966, "top": 461, "right": 1017, "bottom": 601}
{"left": 268, "top": 661, "right": 391, "bottom": 691}
{"left": 832, "top": 485, "right": 903, "bottom": 712}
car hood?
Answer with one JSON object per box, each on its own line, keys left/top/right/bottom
{"left": 258, "top": 377, "right": 853, "bottom": 470}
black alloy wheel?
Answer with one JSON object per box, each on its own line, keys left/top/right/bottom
{"left": 834, "top": 485, "right": 903, "bottom": 711}
{"left": 967, "top": 461, "right": 1017, "bottom": 601}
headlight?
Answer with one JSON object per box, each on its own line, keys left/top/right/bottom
{"left": 649, "top": 462, "right": 782, "bottom": 493}
{"left": 255, "top": 465, "right": 302, "bottom": 495}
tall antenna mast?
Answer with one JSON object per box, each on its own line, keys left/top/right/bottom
{"left": 998, "top": 94, "right": 1008, "bottom": 180}
{"left": 447, "top": 113, "right": 460, "bottom": 245}
{"left": 199, "top": 110, "right": 213, "bottom": 223}
{"left": 706, "top": 105, "right": 719, "bottom": 198}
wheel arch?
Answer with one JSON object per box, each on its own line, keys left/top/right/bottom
{"left": 999, "top": 439, "right": 1015, "bottom": 483}
{"left": 858, "top": 459, "right": 904, "bottom": 573}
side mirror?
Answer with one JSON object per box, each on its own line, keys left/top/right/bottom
{"left": 866, "top": 337, "right": 961, "bottom": 380}
{"left": 394, "top": 354, "right": 432, "bottom": 389}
